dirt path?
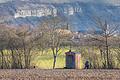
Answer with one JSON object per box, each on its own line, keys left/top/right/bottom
{"left": 0, "top": 69, "right": 120, "bottom": 80}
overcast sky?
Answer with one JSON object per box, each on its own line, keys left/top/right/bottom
{"left": 0, "top": 0, "right": 120, "bottom": 5}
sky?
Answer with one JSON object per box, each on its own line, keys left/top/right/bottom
{"left": 0, "top": 0, "right": 120, "bottom": 5}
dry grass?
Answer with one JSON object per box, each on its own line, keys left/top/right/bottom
{"left": 0, "top": 69, "right": 120, "bottom": 80}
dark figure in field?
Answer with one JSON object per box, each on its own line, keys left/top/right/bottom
{"left": 34, "top": 66, "right": 35, "bottom": 68}
{"left": 84, "top": 61, "right": 89, "bottom": 69}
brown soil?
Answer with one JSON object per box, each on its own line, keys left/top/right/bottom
{"left": 0, "top": 69, "right": 120, "bottom": 80}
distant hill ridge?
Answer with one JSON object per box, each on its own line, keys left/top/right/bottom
{"left": 0, "top": 1, "right": 120, "bottom": 31}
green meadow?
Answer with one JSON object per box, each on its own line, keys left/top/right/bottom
{"left": 31, "top": 48, "right": 84, "bottom": 69}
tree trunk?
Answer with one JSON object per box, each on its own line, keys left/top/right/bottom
{"left": 53, "top": 55, "right": 57, "bottom": 69}
{"left": 1, "top": 50, "right": 4, "bottom": 69}
{"left": 105, "top": 36, "right": 109, "bottom": 68}
{"left": 24, "top": 49, "right": 31, "bottom": 69}
{"left": 11, "top": 49, "right": 16, "bottom": 69}
{"left": 103, "top": 51, "right": 107, "bottom": 68}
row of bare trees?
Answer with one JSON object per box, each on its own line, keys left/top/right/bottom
{"left": 0, "top": 16, "right": 72, "bottom": 69}
{"left": 0, "top": 24, "right": 42, "bottom": 69}
{"left": 0, "top": 16, "right": 119, "bottom": 69}
{"left": 77, "top": 17, "right": 120, "bottom": 69}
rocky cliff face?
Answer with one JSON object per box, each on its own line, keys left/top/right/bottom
{"left": 0, "top": 1, "right": 120, "bottom": 31}
{"left": 14, "top": 2, "right": 83, "bottom": 18}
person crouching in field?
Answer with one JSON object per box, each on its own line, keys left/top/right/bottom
{"left": 84, "top": 61, "right": 89, "bottom": 69}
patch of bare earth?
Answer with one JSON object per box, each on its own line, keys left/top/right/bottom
{"left": 0, "top": 69, "right": 120, "bottom": 80}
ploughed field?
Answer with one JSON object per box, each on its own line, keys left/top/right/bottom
{"left": 0, "top": 69, "right": 120, "bottom": 80}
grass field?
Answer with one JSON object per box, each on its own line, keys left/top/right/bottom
{"left": 32, "top": 53, "right": 65, "bottom": 69}
{"left": 31, "top": 48, "right": 84, "bottom": 69}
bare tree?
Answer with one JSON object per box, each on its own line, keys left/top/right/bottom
{"left": 0, "top": 24, "right": 17, "bottom": 68}
{"left": 14, "top": 25, "right": 43, "bottom": 68}
{"left": 89, "top": 17, "right": 119, "bottom": 68}
{"left": 38, "top": 17, "right": 72, "bottom": 69}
